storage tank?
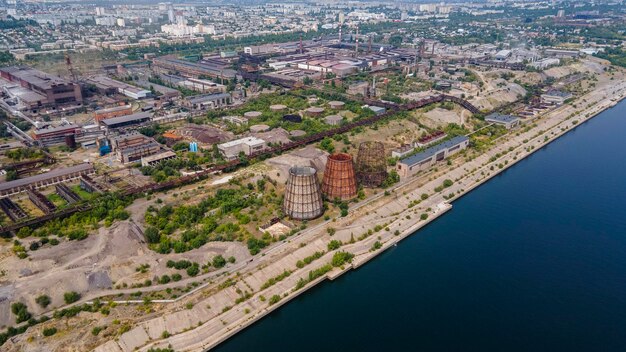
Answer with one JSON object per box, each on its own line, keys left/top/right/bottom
{"left": 321, "top": 153, "right": 358, "bottom": 200}
{"left": 283, "top": 166, "right": 324, "bottom": 221}
{"left": 356, "top": 141, "right": 387, "bottom": 187}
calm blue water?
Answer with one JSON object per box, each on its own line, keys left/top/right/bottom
{"left": 214, "top": 100, "right": 626, "bottom": 352}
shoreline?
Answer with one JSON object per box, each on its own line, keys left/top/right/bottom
{"left": 197, "top": 87, "right": 626, "bottom": 352}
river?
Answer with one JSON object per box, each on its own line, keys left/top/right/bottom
{"left": 214, "top": 100, "right": 626, "bottom": 351}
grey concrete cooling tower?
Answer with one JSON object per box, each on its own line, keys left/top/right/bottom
{"left": 283, "top": 166, "right": 324, "bottom": 220}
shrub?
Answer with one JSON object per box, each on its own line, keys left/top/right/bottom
{"left": 11, "top": 302, "right": 31, "bottom": 323}
{"left": 212, "top": 255, "right": 226, "bottom": 268}
{"left": 327, "top": 240, "right": 342, "bottom": 251}
{"left": 42, "top": 327, "right": 57, "bottom": 337}
{"left": 144, "top": 227, "right": 160, "bottom": 244}
{"left": 63, "top": 291, "right": 81, "bottom": 304}
{"left": 36, "top": 295, "right": 51, "bottom": 308}
{"left": 91, "top": 326, "right": 104, "bottom": 336}
{"left": 158, "top": 275, "right": 171, "bottom": 284}
{"left": 331, "top": 251, "right": 354, "bottom": 267}
{"left": 186, "top": 264, "right": 199, "bottom": 277}
{"left": 268, "top": 294, "right": 281, "bottom": 305}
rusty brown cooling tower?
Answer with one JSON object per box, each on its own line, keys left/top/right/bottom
{"left": 356, "top": 141, "right": 387, "bottom": 187}
{"left": 321, "top": 153, "right": 358, "bottom": 200}
{"left": 283, "top": 166, "right": 324, "bottom": 221}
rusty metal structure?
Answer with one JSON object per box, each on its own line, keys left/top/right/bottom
{"left": 356, "top": 141, "right": 387, "bottom": 187}
{"left": 321, "top": 153, "right": 358, "bottom": 200}
{"left": 283, "top": 166, "right": 324, "bottom": 221}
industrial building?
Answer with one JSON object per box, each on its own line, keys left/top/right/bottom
{"left": 0, "top": 163, "right": 94, "bottom": 196}
{"left": 55, "top": 183, "right": 81, "bottom": 204}
{"left": 396, "top": 136, "right": 469, "bottom": 177}
{"left": 152, "top": 56, "right": 237, "bottom": 79}
{"left": 94, "top": 105, "right": 133, "bottom": 123}
{"left": 218, "top": 137, "right": 266, "bottom": 160}
{"left": 80, "top": 175, "right": 102, "bottom": 193}
{"left": 99, "top": 112, "right": 152, "bottom": 129}
{"left": 0, "top": 197, "right": 27, "bottom": 222}
{"left": 84, "top": 75, "right": 150, "bottom": 100}
{"left": 222, "top": 115, "right": 248, "bottom": 125}
{"left": 530, "top": 58, "right": 560, "bottom": 70}
{"left": 141, "top": 150, "right": 177, "bottom": 167}
{"left": 182, "top": 93, "right": 231, "bottom": 111}
{"left": 485, "top": 113, "right": 521, "bottom": 129}
{"left": 321, "top": 153, "right": 358, "bottom": 200}
{"left": 0, "top": 66, "right": 83, "bottom": 110}
{"left": 110, "top": 132, "right": 161, "bottom": 163}
{"left": 176, "top": 78, "right": 226, "bottom": 94}
{"left": 32, "top": 123, "right": 81, "bottom": 146}
{"left": 27, "top": 188, "right": 56, "bottom": 214}
{"left": 282, "top": 166, "right": 324, "bottom": 221}
{"left": 541, "top": 90, "right": 573, "bottom": 105}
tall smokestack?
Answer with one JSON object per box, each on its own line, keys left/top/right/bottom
{"left": 355, "top": 25, "right": 359, "bottom": 56}
{"left": 299, "top": 34, "right": 303, "bottom": 54}
{"left": 368, "top": 35, "right": 372, "bottom": 54}
{"left": 338, "top": 26, "right": 342, "bottom": 47}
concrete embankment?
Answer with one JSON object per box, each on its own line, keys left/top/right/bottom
{"left": 201, "top": 89, "right": 626, "bottom": 352}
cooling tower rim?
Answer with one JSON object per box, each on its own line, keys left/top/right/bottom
{"left": 358, "top": 141, "right": 384, "bottom": 148}
{"left": 289, "top": 166, "right": 317, "bottom": 177}
{"left": 328, "top": 153, "right": 353, "bottom": 162}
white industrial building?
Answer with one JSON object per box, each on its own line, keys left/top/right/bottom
{"left": 541, "top": 90, "right": 573, "bottom": 105}
{"left": 485, "top": 113, "right": 521, "bottom": 129}
{"left": 396, "top": 136, "right": 470, "bottom": 178}
{"left": 218, "top": 137, "right": 266, "bottom": 160}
